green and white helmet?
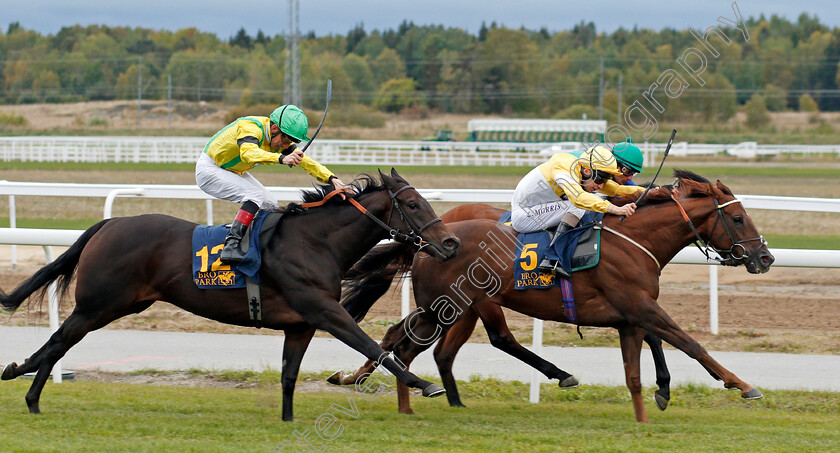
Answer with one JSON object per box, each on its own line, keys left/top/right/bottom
{"left": 612, "top": 138, "right": 643, "bottom": 173}
{"left": 269, "top": 105, "right": 309, "bottom": 142}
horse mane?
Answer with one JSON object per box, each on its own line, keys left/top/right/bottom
{"left": 283, "top": 174, "right": 386, "bottom": 214}
{"left": 634, "top": 169, "right": 712, "bottom": 209}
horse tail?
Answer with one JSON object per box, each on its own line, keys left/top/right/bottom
{"left": 341, "top": 241, "right": 415, "bottom": 322}
{"left": 0, "top": 219, "right": 112, "bottom": 313}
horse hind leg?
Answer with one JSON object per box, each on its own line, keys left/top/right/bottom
{"left": 618, "top": 325, "right": 648, "bottom": 423}
{"left": 434, "top": 309, "right": 480, "bottom": 408}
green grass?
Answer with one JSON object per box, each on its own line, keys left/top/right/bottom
{"left": 0, "top": 374, "right": 838, "bottom": 452}
{"left": 763, "top": 234, "right": 840, "bottom": 250}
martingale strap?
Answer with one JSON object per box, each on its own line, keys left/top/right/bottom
{"left": 598, "top": 224, "right": 661, "bottom": 271}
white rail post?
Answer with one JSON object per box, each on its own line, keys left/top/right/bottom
{"left": 9, "top": 195, "right": 16, "bottom": 269}
{"left": 206, "top": 199, "right": 214, "bottom": 225}
{"left": 401, "top": 274, "right": 411, "bottom": 318}
{"left": 709, "top": 265, "right": 719, "bottom": 335}
{"left": 103, "top": 188, "right": 145, "bottom": 219}
{"left": 529, "top": 318, "right": 544, "bottom": 403}
{"left": 42, "top": 246, "right": 62, "bottom": 384}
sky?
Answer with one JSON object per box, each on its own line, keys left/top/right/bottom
{"left": 2, "top": 0, "right": 838, "bottom": 39}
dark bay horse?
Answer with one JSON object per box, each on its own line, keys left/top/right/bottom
{"left": 0, "top": 169, "right": 459, "bottom": 420}
{"left": 331, "top": 203, "right": 674, "bottom": 411}
{"left": 336, "top": 170, "right": 774, "bottom": 422}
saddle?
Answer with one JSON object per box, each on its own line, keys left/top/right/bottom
{"left": 191, "top": 211, "right": 283, "bottom": 328}
{"left": 506, "top": 211, "right": 604, "bottom": 291}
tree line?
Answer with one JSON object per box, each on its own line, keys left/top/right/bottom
{"left": 1, "top": 13, "right": 839, "bottom": 124}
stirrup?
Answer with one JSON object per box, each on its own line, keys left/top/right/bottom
{"left": 219, "top": 239, "right": 244, "bottom": 263}
{"left": 537, "top": 258, "right": 557, "bottom": 273}
{"left": 552, "top": 262, "right": 571, "bottom": 279}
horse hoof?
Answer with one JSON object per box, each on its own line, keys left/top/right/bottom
{"left": 654, "top": 393, "right": 669, "bottom": 411}
{"left": 326, "top": 371, "right": 343, "bottom": 386}
{"left": 422, "top": 383, "right": 445, "bottom": 398}
{"left": 1, "top": 362, "right": 16, "bottom": 380}
{"left": 742, "top": 387, "right": 763, "bottom": 400}
{"left": 558, "top": 376, "right": 579, "bottom": 388}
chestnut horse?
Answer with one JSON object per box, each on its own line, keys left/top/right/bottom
{"left": 0, "top": 170, "right": 459, "bottom": 420}
{"left": 337, "top": 170, "right": 774, "bottom": 422}
{"left": 331, "top": 203, "right": 674, "bottom": 411}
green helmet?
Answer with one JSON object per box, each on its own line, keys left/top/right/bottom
{"left": 269, "top": 105, "right": 309, "bottom": 142}
{"left": 613, "top": 138, "right": 644, "bottom": 173}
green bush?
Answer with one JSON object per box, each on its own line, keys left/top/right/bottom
{"left": 223, "top": 103, "right": 277, "bottom": 124}
{"left": 744, "top": 95, "right": 771, "bottom": 129}
{"left": 0, "top": 113, "right": 28, "bottom": 126}
{"left": 325, "top": 103, "right": 387, "bottom": 128}
{"left": 798, "top": 94, "right": 819, "bottom": 113}
{"left": 553, "top": 104, "right": 599, "bottom": 120}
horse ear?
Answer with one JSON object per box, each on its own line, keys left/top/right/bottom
{"left": 379, "top": 169, "right": 394, "bottom": 187}
{"left": 715, "top": 180, "right": 733, "bottom": 196}
{"left": 390, "top": 167, "right": 407, "bottom": 183}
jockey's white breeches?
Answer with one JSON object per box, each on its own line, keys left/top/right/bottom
{"left": 511, "top": 166, "right": 587, "bottom": 233}
{"left": 195, "top": 153, "right": 278, "bottom": 211}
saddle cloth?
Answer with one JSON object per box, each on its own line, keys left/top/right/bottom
{"left": 191, "top": 211, "right": 277, "bottom": 289}
{"left": 499, "top": 211, "right": 604, "bottom": 290}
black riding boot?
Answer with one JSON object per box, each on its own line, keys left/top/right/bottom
{"left": 220, "top": 201, "right": 259, "bottom": 264}
{"left": 537, "top": 221, "right": 574, "bottom": 277}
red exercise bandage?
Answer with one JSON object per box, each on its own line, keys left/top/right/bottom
{"left": 234, "top": 209, "right": 256, "bottom": 225}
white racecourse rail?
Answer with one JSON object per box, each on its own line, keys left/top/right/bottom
{"left": 2, "top": 136, "right": 840, "bottom": 166}
{"left": 1, "top": 182, "right": 839, "bottom": 394}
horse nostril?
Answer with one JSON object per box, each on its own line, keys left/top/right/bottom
{"left": 443, "top": 237, "right": 460, "bottom": 250}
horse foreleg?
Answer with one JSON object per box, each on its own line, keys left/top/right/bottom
{"left": 636, "top": 302, "right": 762, "bottom": 400}
{"left": 290, "top": 297, "right": 444, "bottom": 398}
{"left": 644, "top": 331, "right": 671, "bottom": 410}
{"left": 618, "top": 325, "right": 648, "bottom": 423}
{"left": 327, "top": 318, "right": 407, "bottom": 387}
{"left": 280, "top": 327, "right": 316, "bottom": 422}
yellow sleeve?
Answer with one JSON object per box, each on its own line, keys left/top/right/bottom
{"left": 237, "top": 121, "right": 281, "bottom": 166}
{"left": 299, "top": 155, "right": 334, "bottom": 183}
{"left": 556, "top": 179, "right": 610, "bottom": 213}
{"left": 599, "top": 181, "right": 645, "bottom": 199}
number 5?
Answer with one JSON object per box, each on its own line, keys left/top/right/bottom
{"left": 520, "top": 243, "right": 538, "bottom": 271}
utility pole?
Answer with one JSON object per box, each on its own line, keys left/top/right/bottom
{"left": 618, "top": 74, "right": 623, "bottom": 121}
{"left": 598, "top": 56, "right": 604, "bottom": 120}
{"left": 284, "top": 0, "right": 301, "bottom": 105}
{"left": 167, "top": 74, "right": 172, "bottom": 127}
{"left": 137, "top": 55, "right": 142, "bottom": 127}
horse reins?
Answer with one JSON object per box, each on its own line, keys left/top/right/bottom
{"left": 301, "top": 186, "right": 441, "bottom": 249}
{"left": 599, "top": 194, "right": 764, "bottom": 273}
{"left": 670, "top": 195, "right": 765, "bottom": 265}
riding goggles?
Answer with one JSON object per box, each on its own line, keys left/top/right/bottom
{"left": 618, "top": 164, "right": 638, "bottom": 177}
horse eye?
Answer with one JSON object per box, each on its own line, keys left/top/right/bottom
{"left": 733, "top": 216, "right": 744, "bottom": 224}
{"left": 407, "top": 201, "right": 418, "bottom": 209}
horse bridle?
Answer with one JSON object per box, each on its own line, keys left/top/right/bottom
{"left": 670, "top": 195, "right": 766, "bottom": 266}
{"left": 305, "top": 186, "right": 442, "bottom": 249}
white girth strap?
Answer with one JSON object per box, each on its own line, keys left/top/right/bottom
{"left": 597, "top": 225, "right": 661, "bottom": 270}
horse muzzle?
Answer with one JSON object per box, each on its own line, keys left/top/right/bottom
{"left": 747, "top": 247, "right": 774, "bottom": 274}
{"left": 425, "top": 235, "right": 460, "bottom": 262}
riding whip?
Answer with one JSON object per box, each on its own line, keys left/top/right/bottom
{"left": 283, "top": 79, "right": 332, "bottom": 167}
{"left": 620, "top": 129, "right": 677, "bottom": 221}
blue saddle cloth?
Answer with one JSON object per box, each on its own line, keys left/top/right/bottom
{"left": 500, "top": 211, "right": 603, "bottom": 290}
{"left": 191, "top": 211, "right": 270, "bottom": 289}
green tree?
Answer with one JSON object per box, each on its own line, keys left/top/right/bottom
{"left": 374, "top": 78, "right": 422, "bottom": 112}
{"left": 370, "top": 47, "right": 406, "bottom": 87}
{"left": 744, "top": 95, "right": 771, "bottom": 129}
{"left": 32, "top": 70, "right": 61, "bottom": 102}
{"left": 763, "top": 84, "right": 787, "bottom": 111}
{"left": 342, "top": 53, "right": 375, "bottom": 104}
{"left": 798, "top": 93, "right": 818, "bottom": 112}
